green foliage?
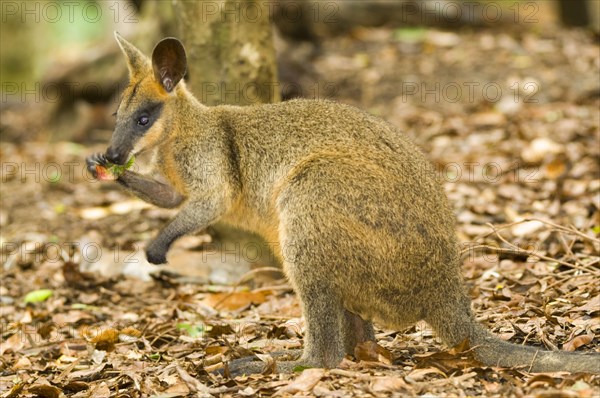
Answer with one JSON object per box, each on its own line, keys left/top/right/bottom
{"left": 394, "top": 27, "right": 427, "bottom": 43}
{"left": 293, "top": 365, "right": 313, "bottom": 372}
{"left": 176, "top": 322, "right": 205, "bottom": 338}
{"left": 24, "top": 289, "right": 53, "bottom": 303}
{"left": 107, "top": 156, "right": 135, "bottom": 177}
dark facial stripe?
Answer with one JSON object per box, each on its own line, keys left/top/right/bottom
{"left": 124, "top": 80, "right": 142, "bottom": 110}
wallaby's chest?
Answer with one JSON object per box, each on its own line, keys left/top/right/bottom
{"left": 222, "top": 198, "right": 282, "bottom": 259}
{"left": 158, "top": 148, "right": 188, "bottom": 196}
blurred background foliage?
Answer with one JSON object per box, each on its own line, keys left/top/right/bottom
{"left": 1, "top": 0, "right": 598, "bottom": 95}
{"left": 1, "top": 0, "right": 116, "bottom": 85}
{"left": 1, "top": 0, "right": 598, "bottom": 144}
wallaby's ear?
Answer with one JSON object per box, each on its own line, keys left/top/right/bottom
{"left": 151, "top": 37, "right": 187, "bottom": 93}
{"left": 114, "top": 31, "right": 150, "bottom": 78}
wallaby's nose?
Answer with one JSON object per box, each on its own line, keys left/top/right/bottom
{"left": 105, "top": 147, "right": 123, "bottom": 164}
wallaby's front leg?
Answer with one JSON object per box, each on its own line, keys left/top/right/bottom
{"left": 117, "top": 170, "right": 184, "bottom": 209}
{"left": 146, "top": 200, "right": 224, "bottom": 264}
{"left": 86, "top": 153, "right": 184, "bottom": 209}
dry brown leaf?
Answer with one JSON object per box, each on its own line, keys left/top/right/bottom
{"left": 0, "top": 332, "right": 25, "bottom": 355}
{"left": 526, "top": 373, "right": 558, "bottom": 387}
{"left": 87, "top": 381, "right": 110, "bottom": 398}
{"left": 62, "top": 261, "right": 99, "bottom": 289}
{"left": 61, "top": 381, "right": 88, "bottom": 393}
{"left": 544, "top": 158, "right": 567, "bottom": 180}
{"left": 206, "top": 323, "right": 235, "bottom": 337}
{"left": 205, "top": 345, "right": 229, "bottom": 356}
{"left": 176, "top": 366, "right": 212, "bottom": 396}
{"left": 85, "top": 328, "right": 119, "bottom": 351}
{"left": 569, "top": 295, "right": 600, "bottom": 315}
{"left": 471, "top": 112, "right": 506, "bottom": 127}
{"left": 274, "top": 368, "right": 325, "bottom": 396}
{"left": 119, "top": 326, "right": 142, "bottom": 342}
{"left": 68, "top": 363, "right": 107, "bottom": 380}
{"left": 27, "top": 383, "right": 62, "bottom": 398}
{"left": 414, "top": 339, "right": 481, "bottom": 373}
{"left": 51, "top": 310, "right": 93, "bottom": 325}
{"left": 406, "top": 367, "right": 448, "bottom": 382}
{"left": 163, "top": 381, "right": 190, "bottom": 395}
{"left": 12, "top": 356, "right": 31, "bottom": 370}
{"left": 238, "top": 386, "right": 257, "bottom": 396}
{"left": 2, "top": 381, "right": 25, "bottom": 398}
{"left": 448, "top": 338, "right": 472, "bottom": 355}
{"left": 256, "top": 353, "right": 277, "bottom": 375}
{"left": 370, "top": 376, "right": 408, "bottom": 392}
{"left": 354, "top": 341, "right": 393, "bottom": 365}
{"left": 563, "top": 333, "right": 594, "bottom": 352}
{"left": 521, "top": 137, "right": 564, "bottom": 163}
{"left": 202, "top": 290, "right": 271, "bottom": 311}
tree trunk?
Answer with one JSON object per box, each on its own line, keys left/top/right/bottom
{"left": 558, "top": 0, "right": 590, "bottom": 27}
{"left": 172, "top": 0, "right": 281, "bottom": 270}
{"left": 172, "top": 0, "right": 280, "bottom": 105}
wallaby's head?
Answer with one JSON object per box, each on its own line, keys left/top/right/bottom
{"left": 106, "top": 32, "right": 187, "bottom": 165}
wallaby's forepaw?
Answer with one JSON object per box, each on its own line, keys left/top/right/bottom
{"left": 146, "top": 240, "right": 169, "bottom": 265}
{"left": 85, "top": 153, "right": 108, "bottom": 178}
{"left": 86, "top": 153, "right": 110, "bottom": 180}
{"left": 146, "top": 243, "right": 168, "bottom": 265}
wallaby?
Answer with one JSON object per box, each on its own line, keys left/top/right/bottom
{"left": 87, "top": 33, "right": 600, "bottom": 374}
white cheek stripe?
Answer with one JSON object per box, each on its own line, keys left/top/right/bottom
{"left": 133, "top": 119, "right": 164, "bottom": 155}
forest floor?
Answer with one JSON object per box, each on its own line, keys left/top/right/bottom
{"left": 1, "top": 22, "right": 599, "bottom": 397}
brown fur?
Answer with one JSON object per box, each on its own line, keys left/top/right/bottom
{"left": 87, "top": 33, "right": 600, "bottom": 375}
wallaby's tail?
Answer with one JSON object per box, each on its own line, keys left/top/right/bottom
{"left": 468, "top": 322, "right": 600, "bottom": 373}
{"left": 427, "top": 301, "right": 600, "bottom": 373}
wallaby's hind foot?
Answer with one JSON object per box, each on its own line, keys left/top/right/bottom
{"left": 224, "top": 350, "right": 303, "bottom": 376}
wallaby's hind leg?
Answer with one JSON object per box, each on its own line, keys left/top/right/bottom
{"left": 291, "top": 278, "right": 346, "bottom": 368}
{"left": 342, "top": 310, "right": 375, "bottom": 356}
{"left": 226, "top": 267, "right": 347, "bottom": 374}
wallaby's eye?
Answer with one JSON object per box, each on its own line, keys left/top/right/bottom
{"left": 133, "top": 102, "right": 163, "bottom": 131}
{"left": 137, "top": 115, "right": 150, "bottom": 126}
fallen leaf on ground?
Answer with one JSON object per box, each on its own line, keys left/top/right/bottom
{"left": 355, "top": 340, "right": 393, "bottom": 365}
{"left": 569, "top": 295, "right": 599, "bottom": 314}
{"left": 12, "top": 356, "right": 32, "bottom": 370}
{"left": 406, "top": 367, "right": 448, "bottom": 382}
{"left": 68, "top": 363, "right": 107, "bottom": 380}
{"left": 0, "top": 332, "right": 25, "bottom": 355}
{"left": 370, "top": 376, "right": 409, "bottom": 392}
{"left": 202, "top": 290, "right": 272, "bottom": 311}
{"left": 88, "top": 381, "right": 110, "bottom": 398}
{"left": 563, "top": 333, "right": 594, "bottom": 352}
{"left": 3, "top": 381, "right": 25, "bottom": 398}
{"left": 23, "top": 289, "right": 53, "bottom": 303}
{"left": 414, "top": 339, "right": 481, "bottom": 373}
{"left": 176, "top": 366, "right": 212, "bottom": 397}
{"left": 85, "top": 328, "right": 119, "bottom": 351}
{"left": 274, "top": 368, "right": 325, "bottom": 395}
{"left": 27, "top": 383, "right": 61, "bottom": 398}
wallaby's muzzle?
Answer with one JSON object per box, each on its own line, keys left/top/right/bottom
{"left": 105, "top": 127, "right": 134, "bottom": 165}
{"left": 105, "top": 145, "right": 128, "bottom": 165}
